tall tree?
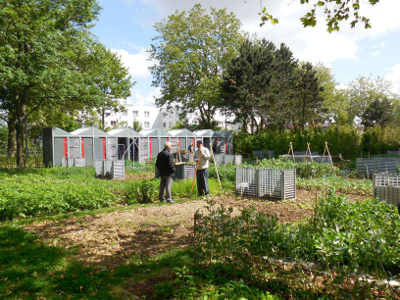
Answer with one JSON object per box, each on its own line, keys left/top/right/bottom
{"left": 361, "top": 97, "right": 394, "bottom": 129}
{"left": 314, "top": 62, "right": 338, "bottom": 120}
{"left": 148, "top": 4, "right": 243, "bottom": 128}
{"left": 0, "top": 0, "right": 131, "bottom": 168}
{"left": 346, "top": 75, "right": 395, "bottom": 124}
{"left": 268, "top": 43, "right": 298, "bottom": 131}
{"left": 94, "top": 48, "right": 134, "bottom": 129}
{"left": 221, "top": 38, "right": 275, "bottom": 134}
{"left": 292, "top": 62, "right": 324, "bottom": 131}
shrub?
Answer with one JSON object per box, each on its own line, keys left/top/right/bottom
{"left": 233, "top": 125, "right": 361, "bottom": 159}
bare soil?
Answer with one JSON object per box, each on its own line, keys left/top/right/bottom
{"left": 23, "top": 189, "right": 371, "bottom": 299}
{"left": 24, "top": 189, "right": 368, "bottom": 269}
{"left": 125, "top": 172, "right": 155, "bottom": 181}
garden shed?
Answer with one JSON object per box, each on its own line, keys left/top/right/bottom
{"left": 168, "top": 129, "right": 197, "bottom": 152}
{"left": 70, "top": 127, "right": 115, "bottom": 166}
{"left": 42, "top": 127, "right": 72, "bottom": 167}
{"left": 213, "top": 130, "right": 233, "bottom": 154}
{"left": 140, "top": 129, "right": 172, "bottom": 159}
{"left": 193, "top": 129, "right": 214, "bottom": 150}
{"left": 108, "top": 128, "right": 142, "bottom": 162}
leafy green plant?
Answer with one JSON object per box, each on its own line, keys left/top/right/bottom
{"left": 194, "top": 194, "right": 400, "bottom": 296}
{"left": 154, "top": 281, "right": 174, "bottom": 300}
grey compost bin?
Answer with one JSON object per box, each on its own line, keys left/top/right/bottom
{"left": 108, "top": 128, "right": 142, "bottom": 162}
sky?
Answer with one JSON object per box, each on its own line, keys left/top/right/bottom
{"left": 91, "top": 0, "right": 400, "bottom": 107}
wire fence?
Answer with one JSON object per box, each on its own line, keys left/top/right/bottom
{"left": 0, "top": 150, "right": 43, "bottom": 168}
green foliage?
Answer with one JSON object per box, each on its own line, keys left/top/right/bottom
{"left": 0, "top": 182, "right": 118, "bottom": 220}
{"left": 195, "top": 194, "right": 400, "bottom": 291}
{"left": 361, "top": 125, "right": 400, "bottom": 154}
{"left": 361, "top": 97, "right": 394, "bottom": 128}
{"left": 260, "top": 0, "right": 380, "bottom": 32}
{"left": 233, "top": 125, "right": 360, "bottom": 159}
{"left": 259, "top": 159, "right": 338, "bottom": 179}
{"left": 221, "top": 38, "right": 275, "bottom": 132}
{"left": 148, "top": 3, "right": 243, "bottom": 127}
{"left": 297, "top": 177, "right": 372, "bottom": 195}
{"left": 208, "top": 163, "right": 236, "bottom": 182}
{"left": 162, "top": 266, "right": 283, "bottom": 300}
{"left": 125, "top": 177, "right": 232, "bottom": 204}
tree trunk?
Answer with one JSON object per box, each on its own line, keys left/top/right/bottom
{"left": 101, "top": 108, "right": 105, "bottom": 129}
{"left": 7, "top": 117, "right": 16, "bottom": 158}
{"left": 16, "top": 94, "right": 27, "bottom": 169}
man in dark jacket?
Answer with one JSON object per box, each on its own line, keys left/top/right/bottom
{"left": 155, "top": 142, "right": 175, "bottom": 203}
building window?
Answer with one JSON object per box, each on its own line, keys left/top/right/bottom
{"left": 132, "top": 111, "right": 138, "bottom": 117}
{"left": 169, "top": 111, "right": 173, "bottom": 117}
{"left": 144, "top": 122, "right": 150, "bottom": 128}
{"left": 144, "top": 111, "right": 150, "bottom": 118}
{"left": 163, "top": 122, "right": 167, "bottom": 128}
{"left": 163, "top": 112, "right": 168, "bottom": 118}
{"left": 122, "top": 111, "right": 127, "bottom": 116}
{"left": 122, "top": 100, "right": 127, "bottom": 105}
{"left": 169, "top": 122, "right": 173, "bottom": 128}
{"left": 111, "top": 121, "right": 116, "bottom": 126}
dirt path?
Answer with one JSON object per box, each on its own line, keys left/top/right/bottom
{"left": 24, "top": 189, "right": 369, "bottom": 269}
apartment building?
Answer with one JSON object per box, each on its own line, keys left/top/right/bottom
{"left": 104, "top": 99, "right": 240, "bottom": 131}
{"left": 104, "top": 100, "right": 183, "bottom": 130}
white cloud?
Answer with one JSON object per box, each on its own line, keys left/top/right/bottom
{"left": 130, "top": 88, "right": 161, "bottom": 107}
{"left": 110, "top": 48, "right": 150, "bottom": 78}
{"left": 381, "top": 42, "right": 386, "bottom": 48}
{"left": 385, "top": 65, "right": 400, "bottom": 94}
{"left": 370, "top": 51, "right": 380, "bottom": 58}
{"left": 127, "top": 0, "right": 400, "bottom": 67}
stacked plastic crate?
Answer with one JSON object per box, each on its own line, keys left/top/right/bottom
{"left": 373, "top": 173, "right": 400, "bottom": 206}
{"left": 235, "top": 167, "right": 296, "bottom": 200}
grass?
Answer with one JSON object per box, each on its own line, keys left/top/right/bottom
{"left": 0, "top": 224, "right": 192, "bottom": 299}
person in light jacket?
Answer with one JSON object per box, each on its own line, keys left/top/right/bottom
{"left": 155, "top": 142, "right": 175, "bottom": 203}
{"left": 194, "top": 140, "right": 211, "bottom": 197}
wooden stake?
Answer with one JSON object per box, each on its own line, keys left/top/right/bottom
{"left": 194, "top": 213, "right": 197, "bottom": 267}
{"left": 321, "top": 141, "right": 333, "bottom": 166}
{"left": 190, "top": 150, "right": 201, "bottom": 198}
{"left": 210, "top": 146, "right": 222, "bottom": 189}
{"left": 305, "top": 142, "right": 314, "bottom": 163}
{"left": 287, "top": 142, "right": 295, "bottom": 162}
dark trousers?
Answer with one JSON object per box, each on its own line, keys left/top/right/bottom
{"left": 196, "top": 168, "right": 209, "bottom": 196}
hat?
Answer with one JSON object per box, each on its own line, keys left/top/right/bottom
{"left": 196, "top": 140, "right": 202, "bottom": 144}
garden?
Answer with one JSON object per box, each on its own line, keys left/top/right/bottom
{"left": 1, "top": 158, "right": 399, "bottom": 300}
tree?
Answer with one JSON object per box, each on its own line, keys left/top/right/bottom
{"left": 292, "top": 62, "right": 324, "bottom": 131}
{"left": 94, "top": 48, "right": 134, "bottom": 129}
{"left": 268, "top": 43, "right": 299, "bottom": 131}
{"left": 259, "top": 0, "right": 381, "bottom": 33}
{"left": 0, "top": 0, "right": 131, "bottom": 168}
{"left": 148, "top": 4, "right": 243, "bottom": 128}
{"left": 314, "top": 62, "right": 338, "bottom": 120}
{"left": 132, "top": 118, "right": 143, "bottom": 132}
{"left": 361, "top": 97, "right": 394, "bottom": 129}
{"left": 346, "top": 75, "right": 395, "bottom": 124}
{"left": 221, "top": 38, "right": 275, "bottom": 134}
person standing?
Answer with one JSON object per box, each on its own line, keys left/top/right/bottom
{"left": 155, "top": 142, "right": 175, "bottom": 203}
{"left": 194, "top": 140, "right": 211, "bottom": 197}
{"left": 188, "top": 142, "right": 194, "bottom": 154}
